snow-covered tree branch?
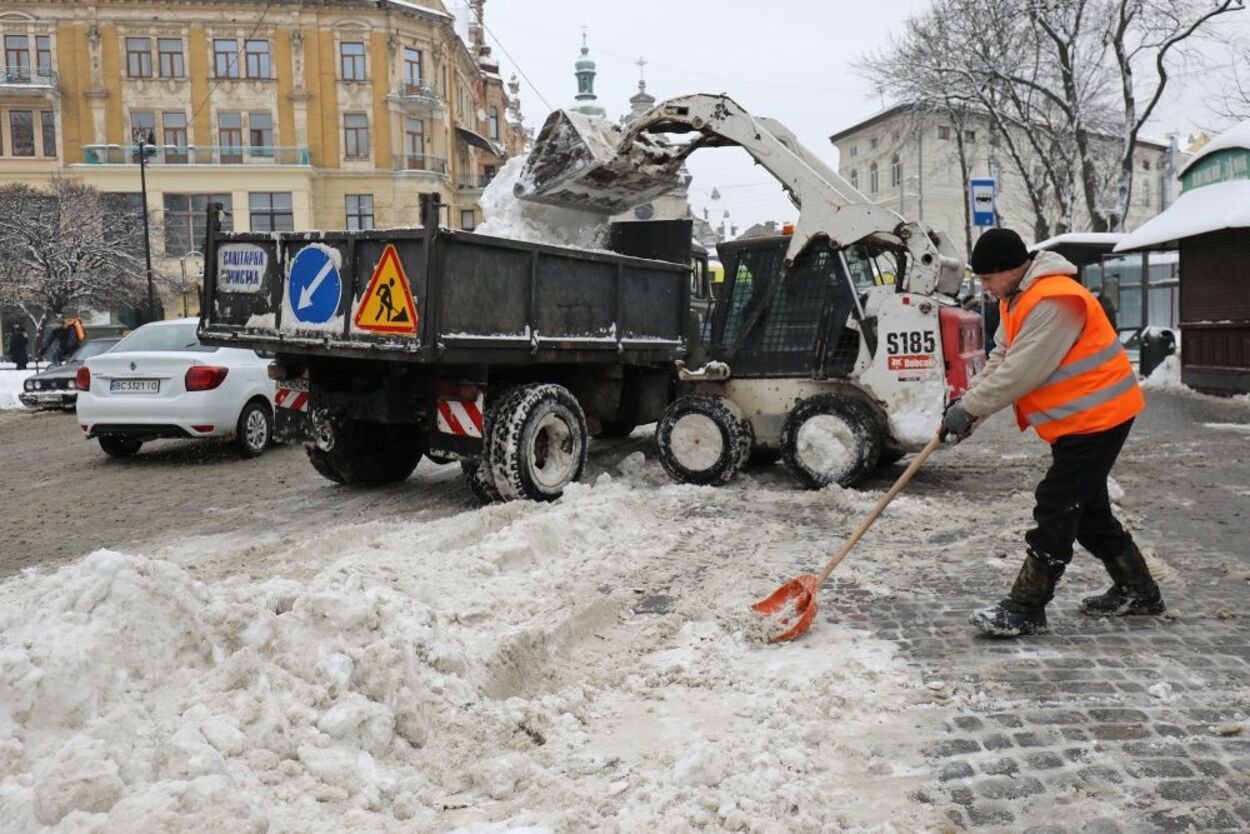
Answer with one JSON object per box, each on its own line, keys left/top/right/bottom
{"left": 0, "top": 180, "right": 156, "bottom": 332}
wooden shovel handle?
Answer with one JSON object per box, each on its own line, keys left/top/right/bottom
{"left": 814, "top": 431, "right": 943, "bottom": 587}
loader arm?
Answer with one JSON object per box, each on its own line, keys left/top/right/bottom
{"left": 520, "top": 94, "right": 963, "bottom": 296}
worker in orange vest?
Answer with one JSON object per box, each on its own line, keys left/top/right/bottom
{"left": 941, "top": 228, "right": 1164, "bottom": 637}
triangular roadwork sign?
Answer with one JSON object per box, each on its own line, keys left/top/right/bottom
{"left": 354, "top": 244, "right": 418, "bottom": 334}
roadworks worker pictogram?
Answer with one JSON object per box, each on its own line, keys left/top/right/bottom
{"left": 354, "top": 244, "right": 418, "bottom": 334}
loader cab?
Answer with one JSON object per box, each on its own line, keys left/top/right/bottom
{"left": 708, "top": 235, "right": 867, "bottom": 379}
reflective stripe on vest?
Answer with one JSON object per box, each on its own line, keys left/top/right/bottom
{"left": 1002, "top": 274, "right": 1145, "bottom": 441}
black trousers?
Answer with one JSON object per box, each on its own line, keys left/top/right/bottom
{"left": 1025, "top": 418, "right": 1136, "bottom": 565}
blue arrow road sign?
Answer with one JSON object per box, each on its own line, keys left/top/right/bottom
{"left": 287, "top": 246, "right": 342, "bottom": 324}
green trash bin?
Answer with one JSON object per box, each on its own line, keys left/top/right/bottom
{"left": 1139, "top": 327, "right": 1176, "bottom": 378}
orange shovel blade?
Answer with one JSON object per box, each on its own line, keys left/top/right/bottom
{"left": 750, "top": 573, "right": 821, "bottom": 642}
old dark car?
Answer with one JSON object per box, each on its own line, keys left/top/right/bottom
{"left": 19, "top": 338, "right": 122, "bottom": 411}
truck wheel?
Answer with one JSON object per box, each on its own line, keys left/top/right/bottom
{"left": 306, "top": 419, "right": 423, "bottom": 486}
{"left": 490, "top": 384, "right": 588, "bottom": 502}
{"left": 656, "top": 395, "right": 754, "bottom": 486}
{"left": 780, "top": 395, "right": 881, "bottom": 489}
{"left": 461, "top": 461, "right": 502, "bottom": 504}
{"left": 99, "top": 434, "right": 143, "bottom": 458}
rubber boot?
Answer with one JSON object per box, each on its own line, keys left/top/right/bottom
{"left": 970, "top": 550, "right": 1066, "bottom": 638}
{"left": 1080, "top": 543, "right": 1166, "bottom": 616}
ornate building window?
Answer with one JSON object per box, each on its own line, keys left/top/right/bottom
{"left": 869, "top": 161, "right": 879, "bottom": 194}
{"left": 340, "top": 42, "right": 366, "bottom": 80}
{"left": 890, "top": 154, "right": 901, "bottom": 188}
{"left": 344, "top": 113, "right": 369, "bottom": 158}
{"left": 487, "top": 106, "right": 499, "bottom": 140}
{"left": 158, "top": 38, "right": 184, "bottom": 78}
{"left": 214, "top": 39, "right": 239, "bottom": 78}
{"left": 126, "top": 37, "right": 152, "bottom": 78}
{"left": 245, "top": 40, "right": 270, "bottom": 79}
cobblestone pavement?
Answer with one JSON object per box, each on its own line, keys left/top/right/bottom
{"left": 832, "top": 390, "right": 1250, "bottom": 833}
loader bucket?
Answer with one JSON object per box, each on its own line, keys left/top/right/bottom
{"left": 515, "top": 109, "right": 686, "bottom": 214}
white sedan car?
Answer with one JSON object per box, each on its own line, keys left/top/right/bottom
{"left": 76, "top": 318, "right": 277, "bottom": 458}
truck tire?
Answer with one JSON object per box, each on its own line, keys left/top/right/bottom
{"left": 489, "top": 384, "right": 588, "bottom": 502}
{"left": 306, "top": 418, "right": 423, "bottom": 486}
{"left": 461, "top": 462, "right": 502, "bottom": 504}
{"left": 458, "top": 384, "right": 517, "bottom": 504}
{"left": 99, "top": 434, "right": 143, "bottom": 458}
{"left": 656, "top": 395, "right": 754, "bottom": 486}
{"left": 780, "top": 395, "right": 881, "bottom": 489}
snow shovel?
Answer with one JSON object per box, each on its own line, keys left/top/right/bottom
{"left": 751, "top": 431, "right": 944, "bottom": 642}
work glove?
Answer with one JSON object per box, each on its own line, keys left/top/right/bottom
{"left": 940, "top": 399, "right": 976, "bottom": 443}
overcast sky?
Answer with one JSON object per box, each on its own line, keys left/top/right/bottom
{"left": 472, "top": 0, "right": 1248, "bottom": 231}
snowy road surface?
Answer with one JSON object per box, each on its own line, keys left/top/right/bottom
{"left": 1, "top": 391, "right": 1248, "bottom": 832}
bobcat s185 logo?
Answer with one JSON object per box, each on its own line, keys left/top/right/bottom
{"left": 885, "top": 330, "right": 939, "bottom": 378}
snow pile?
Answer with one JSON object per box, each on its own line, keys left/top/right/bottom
{"left": 476, "top": 155, "right": 607, "bottom": 249}
{"left": 1140, "top": 354, "right": 1187, "bottom": 392}
{"left": 0, "top": 465, "right": 943, "bottom": 832}
{"left": 886, "top": 371, "right": 946, "bottom": 446}
{"left": 0, "top": 369, "right": 34, "bottom": 410}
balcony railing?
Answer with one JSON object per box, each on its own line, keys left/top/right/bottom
{"left": 400, "top": 81, "right": 440, "bottom": 102}
{"left": 394, "top": 153, "right": 448, "bottom": 175}
{"left": 0, "top": 66, "right": 58, "bottom": 88}
{"left": 457, "top": 174, "right": 496, "bottom": 190}
{"left": 81, "top": 145, "right": 310, "bottom": 165}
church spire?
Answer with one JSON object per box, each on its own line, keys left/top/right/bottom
{"left": 571, "top": 25, "right": 606, "bottom": 119}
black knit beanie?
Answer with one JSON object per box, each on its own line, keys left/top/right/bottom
{"left": 970, "top": 228, "right": 1030, "bottom": 275}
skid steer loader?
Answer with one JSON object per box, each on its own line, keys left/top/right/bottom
{"left": 518, "top": 95, "right": 985, "bottom": 489}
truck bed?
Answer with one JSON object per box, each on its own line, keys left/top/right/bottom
{"left": 199, "top": 218, "right": 691, "bottom": 366}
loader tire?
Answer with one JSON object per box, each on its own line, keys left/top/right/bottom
{"left": 656, "top": 395, "right": 754, "bottom": 486}
{"left": 781, "top": 395, "right": 881, "bottom": 489}
{"left": 306, "top": 417, "right": 423, "bottom": 486}
{"left": 489, "top": 384, "right": 588, "bottom": 502}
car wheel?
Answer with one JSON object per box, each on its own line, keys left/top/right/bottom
{"left": 236, "top": 399, "right": 272, "bottom": 458}
{"left": 655, "top": 395, "right": 754, "bottom": 486}
{"left": 780, "top": 395, "right": 881, "bottom": 489}
{"left": 489, "top": 384, "right": 588, "bottom": 502}
{"left": 99, "top": 434, "right": 143, "bottom": 458}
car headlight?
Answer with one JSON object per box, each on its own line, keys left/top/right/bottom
{"left": 66, "top": 380, "right": 77, "bottom": 390}
{"left": 33, "top": 380, "right": 43, "bottom": 390}
{"left": 24, "top": 380, "right": 34, "bottom": 391}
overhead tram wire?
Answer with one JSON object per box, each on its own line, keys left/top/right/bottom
{"left": 468, "top": 3, "right": 554, "bottom": 112}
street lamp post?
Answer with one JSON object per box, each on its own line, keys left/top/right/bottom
{"left": 135, "top": 130, "right": 157, "bottom": 324}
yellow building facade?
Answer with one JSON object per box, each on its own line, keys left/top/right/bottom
{"left": 0, "top": 0, "right": 525, "bottom": 316}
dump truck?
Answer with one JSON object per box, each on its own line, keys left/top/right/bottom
{"left": 199, "top": 195, "right": 704, "bottom": 501}
{"left": 198, "top": 93, "right": 984, "bottom": 501}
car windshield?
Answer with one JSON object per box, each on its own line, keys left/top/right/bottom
{"left": 69, "top": 339, "right": 119, "bottom": 362}
{"left": 114, "top": 323, "right": 216, "bottom": 353}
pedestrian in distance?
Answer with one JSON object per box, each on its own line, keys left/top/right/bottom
{"left": 1095, "top": 291, "right": 1119, "bottom": 332}
{"left": 8, "top": 322, "right": 29, "bottom": 370}
{"left": 42, "top": 315, "right": 80, "bottom": 366}
{"left": 941, "top": 228, "right": 1165, "bottom": 638}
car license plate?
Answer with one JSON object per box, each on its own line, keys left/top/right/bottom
{"left": 110, "top": 379, "right": 160, "bottom": 394}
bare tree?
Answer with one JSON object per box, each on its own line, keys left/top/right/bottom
{"left": 0, "top": 180, "right": 153, "bottom": 335}
{"left": 1103, "top": 0, "right": 1244, "bottom": 230}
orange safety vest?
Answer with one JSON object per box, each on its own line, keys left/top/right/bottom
{"left": 1001, "top": 274, "right": 1144, "bottom": 443}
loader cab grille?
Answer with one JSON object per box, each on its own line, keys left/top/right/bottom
{"left": 710, "top": 236, "right": 862, "bottom": 378}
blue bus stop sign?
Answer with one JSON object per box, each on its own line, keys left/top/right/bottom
{"left": 287, "top": 246, "right": 342, "bottom": 325}
{"left": 970, "top": 178, "right": 997, "bottom": 227}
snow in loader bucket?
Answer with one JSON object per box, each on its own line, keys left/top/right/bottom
{"left": 515, "top": 109, "right": 687, "bottom": 214}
